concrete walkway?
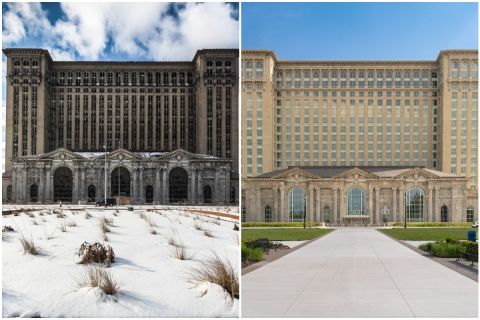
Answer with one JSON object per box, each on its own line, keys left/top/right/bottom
{"left": 242, "top": 228, "right": 478, "bottom": 318}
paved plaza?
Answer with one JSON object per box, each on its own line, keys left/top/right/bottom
{"left": 242, "top": 228, "right": 478, "bottom": 318}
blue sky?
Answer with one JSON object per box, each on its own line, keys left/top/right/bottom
{"left": 1, "top": 2, "right": 239, "bottom": 171}
{"left": 242, "top": 2, "right": 478, "bottom": 60}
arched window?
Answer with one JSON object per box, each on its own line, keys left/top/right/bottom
{"left": 288, "top": 188, "right": 306, "bottom": 222}
{"left": 441, "top": 205, "right": 448, "bottom": 222}
{"left": 115, "top": 72, "right": 121, "bottom": 85}
{"left": 99, "top": 72, "right": 105, "bottom": 85}
{"left": 107, "top": 72, "right": 113, "bottom": 85}
{"left": 131, "top": 72, "right": 137, "bottom": 85}
{"left": 147, "top": 72, "right": 153, "bottom": 85}
{"left": 87, "top": 185, "right": 96, "bottom": 202}
{"left": 172, "top": 72, "right": 177, "bottom": 85}
{"left": 323, "top": 205, "right": 331, "bottom": 223}
{"left": 163, "top": 72, "right": 169, "bottom": 85}
{"left": 155, "top": 72, "right": 161, "bottom": 85}
{"left": 467, "top": 207, "right": 475, "bottom": 222}
{"left": 139, "top": 72, "right": 145, "bottom": 85}
{"left": 264, "top": 205, "right": 272, "bottom": 222}
{"left": 145, "top": 185, "right": 153, "bottom": 203}
{"left": 405, "top": 187, "right": 425, "bottom": 222}
{"left": 123, "top": 72, "right": 129, "bottom": 85}
{"left": 347, "top": 188, "right": 366, "bottom": 215}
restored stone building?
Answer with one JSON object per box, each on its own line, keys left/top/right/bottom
{"left": 242, "top": 166, "right": 477, "bottom": 225}
{"left": 2, "top": 48, "right": 239, "bottom": 204}
{"left": 8, "top": 148, "right": 234, "bottom": 205}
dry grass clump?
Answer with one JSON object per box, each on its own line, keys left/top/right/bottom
{"left": 41, "top": 217, "right": 47, "bottom": 223}
{"left": 27, "top": 212, "right": 35, "bottom": 218}
{"left": 173, "top": 245, "right": 191, "bottom": 260}
{"left": 102, "top": 233, "right": 109, "bottom": 241}
{"left": 168, "top": 236, "right": 182, "bottom": 248}
{"left": 85, "top": 212, "right": 92, "bottom": 219}
{"left": 194, "top": 222, "right": 205, "bottom": 231}
{"left": 76, "top": 265, "right": 121, "bottom": 297}
{"left": 20, "top": 236, "right": 39, "bottom": 255}
{"left": 100, "top": 221, "right": 110, "bottom": 234}
{"left": 190, "top": 254, "right": 239, "bottom": 299}
{"left": 13, "top": 212, "right": 19, "bottom": 216}
{"left": 150, "top": 228, "right": 157, "bottom": 235}
{"left": 59, "top": 221, "right": 68, "bottom": 232}
{"left": 2, "top": 226, "right": 15, "bottom": 232}
{"left": 203, "top": 230, "right": 214, "bottom": 238}
{"left": 56, "top": 212, "right": 66, "bottom": 219}
{"left": 68, "top": 220, "right": 77, "bottom": 227}
{"left": 233, "top": 224, "right": 239, "bottom": 231}
{"left": 31, "top": 219, "right": 38, "bottom": 225}
{"left": 78, "top": 241, "right": 115, "bottom": 266}
{"left": 139, "top": 212, "right": 146, "bottom": 220}
{"left": 100, "top": 216, "right": 114, "bottom": 226}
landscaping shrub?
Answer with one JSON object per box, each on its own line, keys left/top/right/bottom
{"left": 241, "top": 244, "right": 264, "bottom": 263}
{"left": 418, "top": 242, "right": 433, "bottom": 252}
{"left": 242, "top": 221, "right": 319, "bottom": 228}
{"left": 392, "top": 222, "right": 471, "bottom": 227}
{"left": 430, "top": 241, "right": 465, "bottom": 258}
{"left": 190, "top": 253, "right": 239, "bottom": 299}
{"left": 78, "top": 242, "right": 115, "bottom": 266}
{"left": 461, "top": 241, "right": 478, "bottom": 262}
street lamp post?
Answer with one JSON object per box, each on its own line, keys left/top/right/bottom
{"left": 103, "top": 145, "right": 107, "bottom": 206}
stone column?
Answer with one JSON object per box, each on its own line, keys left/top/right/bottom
{"left": 434, "top": 187, "right": 439, "bottom": 222}
{"left": 196, "top": 170, "right": 202, "bottom": 203}
{"left": 273, "top": 187, "right": 278, "bottom": 222}
{"left": 73, "top": 167, "right": 79, "bottom": 203}
{"left": 256, "top": 185, "right": 261, "bottom": 221}
{"left": 23, "top": 166, "right": 28, "bottom": 202}
{"left": 332, "top": 187, "right": 338, "bottom": 225}
{"left": 163, "top": 168, "right": 168, "bottom": 203}
{"left": 139, "top": 168, "right": 144, "bottom": 204}
{"left": 39, "top": 165, "right": 44, "bottom": 202}
{"left": 427, "top": 186, "right": 433, "bottom": 222}
{"left": 368, "top": 186, "right": 374, "bottom": 225}
{"left": 81, "top": 169, "right": 86, "bottom": 201}
{"left": 399, "top": 186, "right": 405, "bottom": 223}
{"left": 12, "top": 167, "right": 17, "bottom": 203}
{"left": 225, "top": 168, "right": 230, "bottom": 203}
{"left": 280, "top": 183, "right": 285, "bottom": 221}
{"left": 392, "top": 187, "right": 397, "bottom": 222}
{"left": 214, "top": 170, "right": 220, "bottom": 204}
{"left": 375, "top": 187, "right": 380, "bottom": 225}
{"left": 307, "top": 187, "right": 315, "bottom": 222}
{"left": 154, "top": 168, "right": 160, "bottom": 203}
{"left": 316, "top": 187, "right": 321, "bottom": 222}
{"left": 132, "top": 169, "right": 137, "bottom": 204}
{"left": 189, "top": 169, "right": 196, "bottom": 204}
{"left": 49, "top": 167, "right": 54, "bottom": 202}
{"left": 339, "top": 188, "right": 346, "bottom": 222}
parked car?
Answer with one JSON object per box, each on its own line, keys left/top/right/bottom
{"left": 96, "top": 198, "right": 116, "bottom": 207}
{"left": 472, "top": 221, "right": 479, "bottom": 228}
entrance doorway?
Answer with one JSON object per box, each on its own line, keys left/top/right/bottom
{"left": 169, "top": 167, "right": 188, "bottom": 203}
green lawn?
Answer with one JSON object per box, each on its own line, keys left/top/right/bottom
{"left": 242, "top": 228, "right": 333, "bottom": 241}
{"left": 380, "top": 228, "right": 478, "bottom": 241}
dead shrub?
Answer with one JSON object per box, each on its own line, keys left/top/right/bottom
{"left": 20, "top": 236, "right": 39, "bottom": 255}
{"left": 76, "top": 265, "right": 120, "bottom": 297}
{"left": 3, "top": 226, "right": 15, "bottom": 232}
{"left": 78, "top": 241, "right": 115, "bottom": 266}
{"left": 204, "top": 230, "right": 214, "bottom": 238}
{"left": 190, "top": 254, "right": 239, "bottom": 299}
{"left": 100, "top": 221, "right": 110, "bottom": 233}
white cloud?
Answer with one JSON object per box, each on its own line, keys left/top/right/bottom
{"left": 2, "top": 2, "right": 239, "bottom": 61}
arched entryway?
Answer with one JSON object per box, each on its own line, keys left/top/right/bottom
{"left": 30, "top": 184, "right": 38, "bottom": 203}
{"left": 146, "top": 185, "right": 153, "bottom": 203}
{"left": 204, "top": 185, "right": 212, "bottom": 203}
{"left": 441, "top": 205, "right": 448, "bottom": 222}
{"left": 87, "top": 185, "right": 96, "bottom": 202}
{"left": 111, "top": 167, "right": 130, "bottom": 196}
{"left": 6, "top": 185, "right": 12, "bottom": 202}
{"left": 54, "top": 167, "right": 73, "bottom": 202}
{"left": 230, "top": 186, "right": 236, "bottom": 204}
{"left": 169, "top": 167, "right": 188, "bottom": 203}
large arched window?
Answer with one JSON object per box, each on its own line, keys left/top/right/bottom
{"left": 405, "top": 187, "right": 425, "bottom": 222}
{"left": 467, "top": 207, "right": 474, "bottom": 222}
{"left": 347, "top": 188, "right": 366, "bottom": 215}
{"left": 264, "top": 205, "right": 272, "bottom": 222}
{"left": 111, "top": 167, "right": 130, "bottom": 197}
{"left": 441, "top": 205, "right": 448, "bottom": 222}
{"left": 323, "top": 205, "right": 331, "bottom": 223}
{"left": 288, "top": 188, "right": 306, "bottom": 222}
{"left": 30, "top": 184, "right": 38, "bottom": 203}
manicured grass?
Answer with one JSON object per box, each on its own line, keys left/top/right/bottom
{"left": 242, "top": 228, "right": 333, "bottom": 241}
{"left": 242, "top": 222, "right": 319, "bottom": 228}
{"left": 392, "top": 222, "right": 471, "bottom": 227}
{"left": 380, "top": 228, "right": 478, "bottom": 241}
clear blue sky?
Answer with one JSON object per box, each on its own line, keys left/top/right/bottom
{"left": 242, "top": 2, "right": 478, "bottom": 60}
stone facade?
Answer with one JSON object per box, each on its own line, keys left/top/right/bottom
{"left": 7, "top": 148, "right": 236, "bottom": 205}
{"left": 242, "top": 166, "right": 477, "bottom": 225}
{"left": 2, "top": 48, "right": 239, "bottom": 202}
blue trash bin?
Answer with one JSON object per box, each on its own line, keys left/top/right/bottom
{"left": 467, "top": 231, "right": 476, "bottom": 242}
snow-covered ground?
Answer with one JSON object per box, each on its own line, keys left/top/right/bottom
{"left": 2, "top": 205, "right": 239, "bottom": 317}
